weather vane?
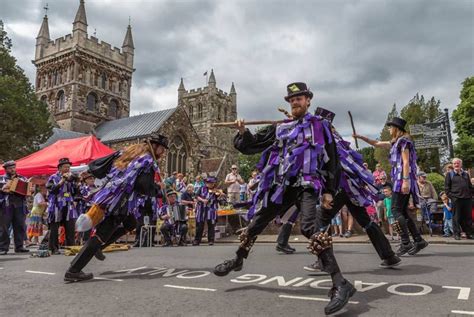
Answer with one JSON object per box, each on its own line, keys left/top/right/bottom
{"left": 43, "top": 3, "right": 49, "bottom": 16}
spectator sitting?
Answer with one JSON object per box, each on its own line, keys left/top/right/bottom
{"left": 331, "top": 211, "right": 343, "bottom": 238}
{"left": 440, "top": 192, "right": 453, "bottom": 237}
{"left": 383, "top": 185, "right": 398, "bottom": 241}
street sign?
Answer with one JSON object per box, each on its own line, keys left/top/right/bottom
{"left": 409, "top": 121, "right": 447, "bottom": 136}
{"left": 414, "top": 136, "right": 449, "bottom": 149}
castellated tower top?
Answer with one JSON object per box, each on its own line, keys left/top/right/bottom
{"left": 34, "top": 0, "right": 134, "bottom": 70}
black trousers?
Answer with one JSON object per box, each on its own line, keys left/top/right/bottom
{"left": 49, "top": 208, "right": 76, "bottom": 251}
{"left": 331, "top": 191, "right": 395, "bottom": 260}
{"left": 160, "top": 222, "right": 174, "bottom": 244}
{"left": 391, "top": 192, "right": 421, "bottom": 245}
{"left": 68, "top": 214, "right": 136, "bottom": 273}
{"left": 175, "top": 221, "right": 188, "bottom": 244}
{"left": 237, "top": 186, "right": 340, "bottom": 274}
{"left": 195, "top": 220, "right": 215, "bottom": 243}
{"left": 452, "top": 198, "right": 473, "bottom": 236}
{"left": 0, "top": 206, "right": 26, "bottom": 251}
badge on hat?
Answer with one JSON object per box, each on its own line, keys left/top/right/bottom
{"left": 284, "top": 82, "right": 314, "bottom": 102}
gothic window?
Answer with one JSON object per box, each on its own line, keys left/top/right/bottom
{"left": 56, "top": 90, "right": 65, "bottom": 111}
{"left": 217, "top": 105, "right": 221, "bottom": 120}
{"left": 101, "top": 73, "right": 107, "bottom": 90}
{"left": 87, "top": 92, "right": 98, "bottom": 111}
{"left": 166, "top": 136, "right": 188, "bottom": 174}
{"left": 224, "top": 107, "right": 228, "bottom": 122}
{"left": 198, "top": 103, "right": 203, "bottom": 119}
{"left": 40, "top": 95, "right": 48, "bottom": 106}
{"left": 109, "top": 99, "right": 118, "bottom": 118}
{"left": 189, "top": 105, "right": 193, "bottom": 120}
{"left": 54, "top": 71, "right": 58, "bottom": 86}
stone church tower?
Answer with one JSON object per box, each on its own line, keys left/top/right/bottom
{"left": 33, "top": 0, "right": 134, "bottom": 133}
{"left": 178, "top": 70, "right": 239, "bottom": 176}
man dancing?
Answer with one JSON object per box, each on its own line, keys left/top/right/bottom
{"left": 64, "top": 133, "right": 168, "bottom": 282}
{"left": 304, "top": 107, "right": 401, "bottom": 272}
{"left": 214, "top": 83, "right": 356, "bottom": 315}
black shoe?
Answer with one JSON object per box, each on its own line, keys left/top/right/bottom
{"left": 344, "top": 230, "right": 353, "bottom": 238}
{"left": 454, "top": 235, "right": 461, "bottom": 240}
{"left": 303, "top": 261, "right": 321, "bottom": 272}
{"left": 325, "top": 279, "right": 357, "bottom": 315}
{"left": 208, "top": 241, "right": 214, "bottom": 246}
{"left": 162, "top": 242, "right": 172, "bottom": 247}
{"left": 94, "top": 249, "right": 106, "bottom": 261}
{"left": 276, "top": 244, "right": 295, "bottom": 254}
{"left": 466, "top": 235, "right": 473, "bottom": 240}
{"left": 51, "top": 249, "right": 61, "bottom": 255}
{"left": 214, "top": 258, "right": 243, "bottom": 276}
{"left": 178, "top": 241, "right": 186, "bottom": 246}
{"left": 15, "top": 247, "right": 30, "bottom": 253}
{"left": 64, "top": 270, "right": 94, "bottom": 282}
{"left": 192, "top": 241, "right": 200, "bottom": 246}
{"left": 132, "top": 240, "right": 140, "bottom": 248}
{"left": 408, "top": 240, "right": 429, "bottom": 255}
{"left": 0, "top": 250, "right": 7, "bottom": 255}
{"left": 396, "top": 243, "right": 413, "bottom": 256}
{"left": 379, "top": 255, "right": 401, "bottom": 268}
{"left": 287, "top": 244, "right": 296, "bottom": 252}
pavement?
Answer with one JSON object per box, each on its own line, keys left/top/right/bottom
{"left": 217, "top": 233, "right": 474, "bottom": 245}
{"left": 1, "top": 243, "right": 473, "bottom": 316}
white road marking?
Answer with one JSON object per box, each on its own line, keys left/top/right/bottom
{"left": 279, "top": 294, "right": 359, "bottom": 305}
{"left": 164, "top": 284, "right": 217, "bottom": 292}
{"left": 451, "top": 310, "right": 474, "bottom": 316}
{"left": 93, "top": 277, "right": 123, "bottom": 282}
{"left": 451, "top": 311, "right": 474, "bottom": 316}
{"left": 0, "top": 267, "right": 4, "bottom": 270}
{"left": 25, "top": 270, "right": 56, "bottom": 275}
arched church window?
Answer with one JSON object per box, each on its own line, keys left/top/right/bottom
{"left": 189, "top": 105, "right": 193, "bottom": 120}
{"left": 109, "top": 99, "right": 118, "bottom": 118}
{"left": 57, "top": 91, "right": 65, "bottom": 111}
{"left": 166, "top": 136, "right": 188, "bottom": 174}
{"left": 40, "top": 95, "right": 48, "bottom": 106}
{"left": 87, "top": 92, "right": 98, "bottom": 111}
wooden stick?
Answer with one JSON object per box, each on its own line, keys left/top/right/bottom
{"left": 348, "top": 111, "right": 359, "bottom": 149}
{"left": 211, "top": 120, "right": 286, "bottom": 128}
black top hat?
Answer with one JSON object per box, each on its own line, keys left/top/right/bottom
{"left": 284, "top": 82, "right": 314, "bottom": 102}
{"left": 314, "top": 107, "right": 336, "bottom": 123}
{"left": 149, "top": 132, "right": 169, "bottom": 149}
{"left": 57, "top": 157, "right": 72, "bottom": 168}
{"left": 2, "top": 160, "right": 16, "bottom": 169}
{"left": 386, "top": 117, "right": 407, "bottom": 132}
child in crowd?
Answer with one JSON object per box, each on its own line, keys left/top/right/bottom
{"left": 331, "top": 210, "right": 343, "bottom": 238}
{"left": 383, "top": 185, "right": 398, "bottom": 241}
{"left": 441, "top": 192, "right": 453, "bottom": 237}
{"left": 27, "top": 186, "right": 48, "bottom": 245}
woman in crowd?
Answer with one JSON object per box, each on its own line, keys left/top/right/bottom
{"left": 27, "top": 186, "right": 48, "bottom": 245}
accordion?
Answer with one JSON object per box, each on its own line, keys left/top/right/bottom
{"left": 7, "top": 178, "right": 33, "bottom": 196}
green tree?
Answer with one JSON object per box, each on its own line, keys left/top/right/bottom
{"left": 357, "top": 147, "right": 376, "bottom": 171}
{"left": 401, "top": 94, "right": 443, "bottom": 173}
{"left": 238, "top": 153, "right": 260, "bottom": 182}
{"left": 0, "top": 21, "right": 52, "bottom": 160}
{"left": 452, "top": 77, "right": 474, "bottom": 168}
{"left": 426, "top": 172, "right": 445, "bottom": 194}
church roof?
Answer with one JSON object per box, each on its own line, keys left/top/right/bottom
{"left": 41, "top": 128, "right": 87, "bottom": 148}
{"left": 95, "top": 108, "right": 176, "bottom": 143}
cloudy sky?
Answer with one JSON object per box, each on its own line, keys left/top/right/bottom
{"left": 2, "top": 0, "right": 473, "bottom": 140}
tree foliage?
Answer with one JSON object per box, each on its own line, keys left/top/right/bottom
{"left": 452, "top": 77, "right": 474, "bottom": 168}
{"left": 0, "top": 21, "right": 52, "bottom": 160}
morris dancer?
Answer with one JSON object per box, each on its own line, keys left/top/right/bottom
{"left": 304, "top": 107, "right": 401, "bottom": 272}
{"left": 64, "top": 133, "right": 168, "bottom": 282}
{"left": 354, "top": 117, "right": 428, "bottom": 256}
{"left": 214, "top": 82, "right": 355, "bottom": 316}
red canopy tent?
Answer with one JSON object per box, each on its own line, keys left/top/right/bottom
{"left": 0, "top": 135, "right": 114, "bottom": 177}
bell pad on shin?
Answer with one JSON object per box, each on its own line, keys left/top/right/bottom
{"left": 239, "top": 229, "right": 257, "bottom": 252}
{"left": 308, "top": 232, "right": 333, "bottom": 256}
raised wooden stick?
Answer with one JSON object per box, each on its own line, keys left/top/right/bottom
{"left": 211, "top": 120, "right": 286, "bottom": 128}
{"left": 348, "top": 111, "right": 359, "bottom": 149}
